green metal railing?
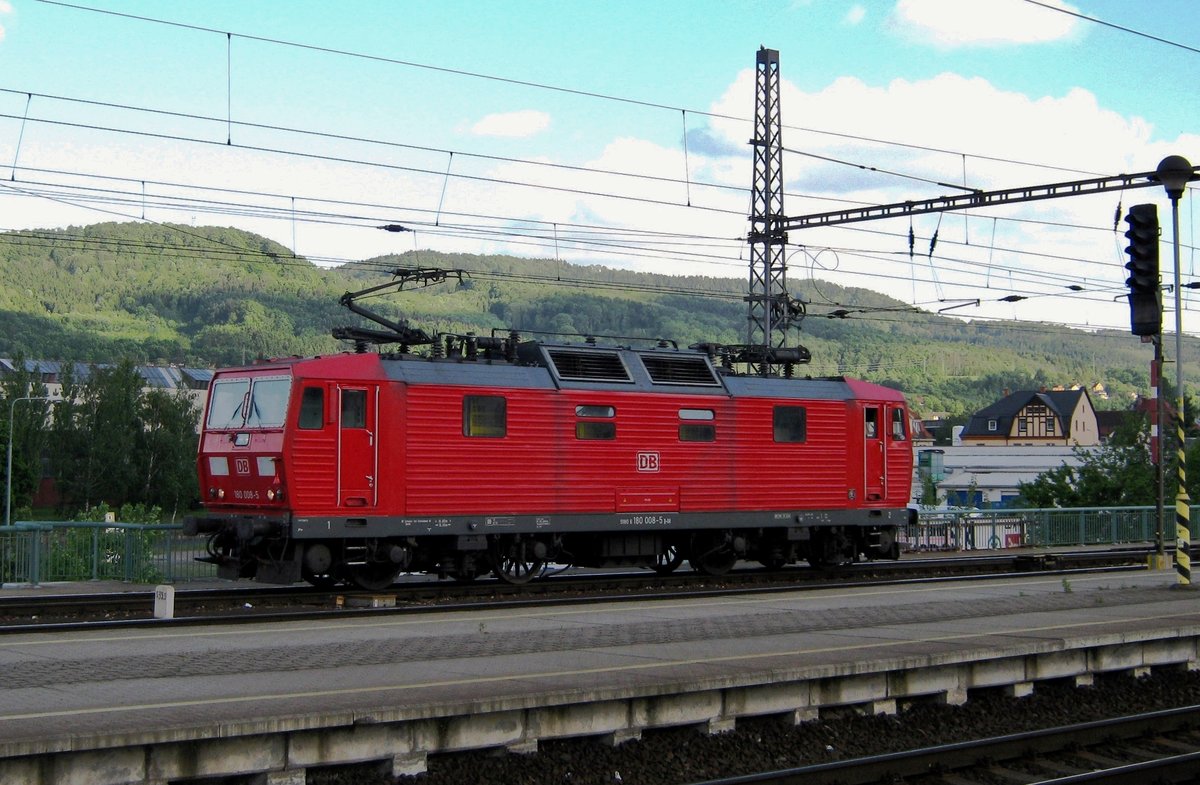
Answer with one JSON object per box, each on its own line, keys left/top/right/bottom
{"left": 901, "top": 506, "right": 1165, "bottom": 552}
{"left": 0, "top": 522, "right": 218, "bottom": 586}
{"left": 0, "top": 507, "right": 1179, "bottom": 586}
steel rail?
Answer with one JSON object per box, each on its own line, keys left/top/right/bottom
{"left": 0, "top": 547, "right": 1153, "bottom": 633}
{"left": 687, "top": 704, "right": 1200, "bottom": 785}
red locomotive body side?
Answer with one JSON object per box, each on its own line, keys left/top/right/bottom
{"left": 187, "top": 343, "right": 913, "bottom": 587}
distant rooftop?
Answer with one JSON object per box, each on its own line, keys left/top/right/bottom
{"left": 0, "top": 359, "right": 213, "bottom": 390}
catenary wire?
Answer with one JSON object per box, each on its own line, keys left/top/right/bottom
{"left": 11, "top": 3, "right": 1200, "bottom": 328}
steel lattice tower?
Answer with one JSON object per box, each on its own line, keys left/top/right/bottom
{"left": 746, "top": 47, "right": 798, "bottom": 376}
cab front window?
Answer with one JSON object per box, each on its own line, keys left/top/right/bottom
{"left": 206, "top": 376, "right": 291, "bottom": 429}
{"left": 207, "top": 379, "right": 250, "bottom": 429}
{"left": 245, "top": 378, "right": 290, "bottom": 427}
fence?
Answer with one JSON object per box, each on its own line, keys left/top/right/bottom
{"left": 0, "top": 507, "right": 1180, "bottom": 586}
{"left": 901, "top": 506, "right": 1166, "bottom": 552}
{"left": 0, "top": 522, "right": 218, "bottom": 586}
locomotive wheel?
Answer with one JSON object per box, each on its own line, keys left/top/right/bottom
{"left": 652, "top": 544, "right": 684, "bottom": 575}
{"left": 302, "top": 567, "right": 341, "bottom": 589}
{"left": 489, "top": 538, "right": 545, "bottom": 585}
{"left": 757, "top": 555, "right": 787, "bottom": 570}
{"left": 806, "top": 529, "right": 854, "bottom": 568}
{"left": 348, "top": 563, "right": 401, "bottom": 591}
{"left": 689, "top": 532, "right": 737, "bottom": 576}
{"left": 755, "top": 542, "right": 791, "bottom": 570}
{"left": 451, "top": 554, "right": 484, "bottom": 583}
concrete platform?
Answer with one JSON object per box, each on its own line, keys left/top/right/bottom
{"left": 0, "top": 569, "right": 1197, "bottom": 784}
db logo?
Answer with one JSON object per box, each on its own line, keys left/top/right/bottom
{"left": 636, "top": 452, "right": 660, "bottom": 472}
{"left": 235, "top": 458, "right": 251, "bottom": 475}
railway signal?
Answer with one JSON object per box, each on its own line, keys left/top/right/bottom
{"left": 1123, "top": 203, "right": 1161, "bottom": 337}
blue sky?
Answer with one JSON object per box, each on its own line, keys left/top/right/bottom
{"left": 0, "top": 0, "right": 1197, "bottom": 341}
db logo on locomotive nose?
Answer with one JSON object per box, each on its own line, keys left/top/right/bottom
{"left": 636, "top": 452, "right": 660, "bottom": 472}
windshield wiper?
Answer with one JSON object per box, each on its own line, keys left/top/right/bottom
{"left": 223, "top": 391, "right": 249, "bottom": 428}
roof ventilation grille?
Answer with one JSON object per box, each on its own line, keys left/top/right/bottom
{"left": 640, "top": 354, "right": 720, "bottom": 386}
{"left": 547, "top": 349, "right": 631, "bottom": 382}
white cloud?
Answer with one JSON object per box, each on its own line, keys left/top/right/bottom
{"left": 889, "top": 0, "right": 1080, "bottom": 48}
{"left": 0, "top": 39, "right": 1189, "bottom": 334}
{"left": 470, "top": 110, "right": 551, "bottom": 138}
{"left": 844, "top": 4, "right": 867, "bottom": 26}
{"left": 0, "top": 0, "right": 12, "bottom": 43}
{"left": 702, "top": 67, "right": 1185, "bottom": 331}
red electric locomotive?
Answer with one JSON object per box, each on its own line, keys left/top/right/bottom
{"left": 185, "top": 332, "right": 914, "bottom": 589}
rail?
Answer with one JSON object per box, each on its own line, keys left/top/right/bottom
{"left": 0, "top": 505, "right": 1176, "bottom": 586}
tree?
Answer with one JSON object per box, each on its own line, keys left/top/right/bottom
{"left": 918, "top": 473, "right": 941, "bottom": 507}
{"left": 137, "top": 388, "right": 200, "bottom": 520}
{"left": 1, "top": 354, "right": 51, "bottom": 518}
{"left": 49, "top": 361, "right": 144, "bottom": 510}
{"left": 1016, "top": 414, "right": 1155, "bottom": 508}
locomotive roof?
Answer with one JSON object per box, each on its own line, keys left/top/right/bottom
{"left": 227, "top": 344, "right": 904, "bottom": 403}
{"left": 375, "top": 342, "right": 882, "bottom": 401}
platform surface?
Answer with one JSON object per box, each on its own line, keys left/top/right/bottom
{"left": 0, "top": 566, "right": 1196, "bottom": 756}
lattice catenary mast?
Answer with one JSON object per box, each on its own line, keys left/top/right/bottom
{"left": 745, "top": 47, "right": 809, "bottom": 377}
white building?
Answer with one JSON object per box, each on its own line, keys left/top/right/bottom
{"left": 916, "top": 445, "right": 1090, "bottom": 508}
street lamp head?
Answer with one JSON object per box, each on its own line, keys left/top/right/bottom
{"left": 1155, "top": 155, "right": 1195, "bottom": 201}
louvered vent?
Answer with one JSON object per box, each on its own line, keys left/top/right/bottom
{"left": 640, "top": 354, "right": 720, "bottom": 386}
{"left": 547, "top": 349, "right": 631, "bottom": 382}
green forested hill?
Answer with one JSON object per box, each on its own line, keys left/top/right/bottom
{"left": 0, "top": 222, "right": 1183, "bottom": 418}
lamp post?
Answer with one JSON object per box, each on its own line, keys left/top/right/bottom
{"left": 1156, "top": 155, "right": 1196, "bottom": 586}
{"left": 4, "top": 396, "right": 54, "bottom": 528}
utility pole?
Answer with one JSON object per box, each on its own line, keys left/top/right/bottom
{"left": 1156, "top": 155, "right": 1194, "bottom": 586}
{"left": 5, "top": 396, "right": 54, "bottom": 528}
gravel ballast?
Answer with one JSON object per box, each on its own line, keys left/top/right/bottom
{"left": 307, "top": 668, "right": 1200, "bottom": 784}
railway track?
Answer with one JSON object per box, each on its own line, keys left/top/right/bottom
{"left": 690, "top": 704, "right": 1200, "bottom": 785}
{"left": 0, "top": 547, "right": 1153, "bottom": 632}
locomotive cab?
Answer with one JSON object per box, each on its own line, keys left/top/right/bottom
{"left": 199, "top": 371, "right": 290, "bottom": 511}
{"left": 187, "top": 361, "right": 410, "bottom": 588}
{"left": 186, "top": 368, "right": 294, "bottom": 579}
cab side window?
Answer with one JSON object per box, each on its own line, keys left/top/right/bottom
{"left": 341, "top": 389, "right": 366, "bottom": 428}
{"left": 773, "top": 406, "right": 807, "bottom": 443}
{"left": 298, "top": 387, "right": 324, "bottom": 430}
{"left": 679, "top": 408, "right": 716, "bottom": 442}
{"left": 464, "top": 395, "right": 507, "bottom": 437}
{"left": 864, "top": 408, "right": 879, "bottom": 439}
{"left": 575, "top": 405, "right": 616, "bottom": 440}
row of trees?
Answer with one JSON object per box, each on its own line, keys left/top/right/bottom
{"left": 2, "top": 356, "right": 199, "bottom": 523}
{"left": 1017, "top": 401, "right": 1200, "bottom": 508}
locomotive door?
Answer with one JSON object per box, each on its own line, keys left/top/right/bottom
{"left": 863, "top": 405, "right": 885, "bottom": 501}
{"left": 338, "top": 385, "right": 378, "bottom": 507}
{"left": 885, "top": 404, "right": 909, "bottom": 501}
